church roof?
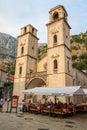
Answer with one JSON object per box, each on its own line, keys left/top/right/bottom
{"left": 49, "top": 5, "right": 68, "bottom": 16}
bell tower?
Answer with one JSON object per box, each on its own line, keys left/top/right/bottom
{"left": 13, "top": 24, "right": 39, "bottom": 99}
{"left": 46, "top": 5, "right": 73, "bottom": 86}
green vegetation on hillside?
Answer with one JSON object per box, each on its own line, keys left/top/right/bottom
{"left": 38, "top": 44, "right": 47, "bottom": 60}
{"left": 71, "top": 31, "right": 87, "bottom": 70}
{"left": 0, "top": 60, "right": 16, "bottom": 75}
{"left": 71, "top": 31, "right": 87, "bottom": 46}
{"left": 73, "top": 52, "right": 87, "bottom": 70}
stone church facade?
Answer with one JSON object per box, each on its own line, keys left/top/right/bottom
{"left": 13, "top": 5, "right": 87, "bottom": 101}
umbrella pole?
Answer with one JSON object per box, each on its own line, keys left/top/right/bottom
{"left": 54, "top": 96, "right": 57, "bottom": 104}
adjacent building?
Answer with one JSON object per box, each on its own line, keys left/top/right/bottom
{"left": 0, "top": 68, "right": 14, "bottom": 99}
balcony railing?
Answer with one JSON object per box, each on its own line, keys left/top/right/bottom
{"left": 27, "top": 71, "right": 47, "bottom": 78}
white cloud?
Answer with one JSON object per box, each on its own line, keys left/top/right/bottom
{"left": 0, "top": 17, "right": 19, "bottom": 37}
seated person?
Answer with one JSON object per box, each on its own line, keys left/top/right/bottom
{"left": 55, "top": 101, "right": 62, "bottom": 108}
{"left": 36, "top": 100, "right": 42, "bottom": 113}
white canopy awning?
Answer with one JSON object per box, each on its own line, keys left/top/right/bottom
{"left": 21, "top": 86, "right": 85, "bottom": 96}
{"left": 83, "top": 89, "right": 87, "bottom": 95}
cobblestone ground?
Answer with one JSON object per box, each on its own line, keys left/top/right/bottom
{"left": 0, "top": 102, "right": 87, "bottom": 130}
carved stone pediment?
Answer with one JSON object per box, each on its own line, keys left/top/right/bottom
{"left": 18, "top": 63, "right": 24, "bottom": 65}
{"left": 51, "top": 54, "right": 59, "bottom": 58}
{"left": 20, "top": 43, "right": 25, "bottom": 46}
{"left": 50, "top": 27, "right": 59, "bottom": 34}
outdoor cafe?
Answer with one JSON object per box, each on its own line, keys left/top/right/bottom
{"left": 19, "top": 86, "right": 87, "bottom": 117}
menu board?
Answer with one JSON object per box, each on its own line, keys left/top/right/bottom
{"left": 10, "top": 95, "right": 19, "bottom": 113}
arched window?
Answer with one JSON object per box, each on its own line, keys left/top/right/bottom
{"left": 21, "top": 46, "right": 24, "bottom": 54}
{"left": 53, "top": 59, "right": 58, "bottom": 73}
{"left": 24, "top": 27, "right": 27, "bottom": 33}
{"left": 53, "top": 35, "right": 57, "bottom": 44}
{"left": 54, "top": 59, "right": 58, "bottom": 69}
{"left": 19, "top": 66, "right": 22, "bottom": 75}
{"left": 53, "top": 12, "right": 59, "bottom": 20}
{"left": 32, "top": 28, "right": 34, "bottom": 34}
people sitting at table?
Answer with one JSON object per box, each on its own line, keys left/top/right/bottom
{"left": 22, "top": 98, "right": 77, "bottom": 116}
{"left": 48, "top": 99, "right": 54, "bottom": 108}
{"left": 36, "top": 100, "right": 42, "bottom": 113}
{"left": 54, "top": 100, "right": 62, "bottom": 108}
{"left": 22, "top": 99, "right": 32, "bottom": 112}
{"left": 43, "top": 98, "right": 49, "bottom": 107}
{"left": 28, "top": 100, "right": 31, "bottom": 112}
{"left": 61, "top": 102, "right": 68, "bottom": 114}
{"left": 68, "top": 102, "right": 76, "bottom": 113}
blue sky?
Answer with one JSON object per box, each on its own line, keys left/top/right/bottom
{"left": 0, "top": 0, "right": 87, "bottom": 43}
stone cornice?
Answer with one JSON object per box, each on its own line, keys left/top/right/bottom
{"left": 16, "top": 54, "right": 37, "bottom": 60}
{"left": 46, "top": 18, "right": 71, "bottom": 29}
{"left": 47, "top": 44, "right": 71, "bottom": 52}
{"left": 18, "top": 32, "right": 39, "bottom": 40}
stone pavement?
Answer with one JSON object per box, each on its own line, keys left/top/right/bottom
{"left": 0, "top": 102, "right": 87, "bottom": 130}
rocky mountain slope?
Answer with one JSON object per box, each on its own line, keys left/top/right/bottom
{"left": 0, "top": 32, "right": 18, "bottom": 60}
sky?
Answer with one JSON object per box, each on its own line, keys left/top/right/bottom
{"left": 0, "top": 0, "right": 87, "bottom": 43}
